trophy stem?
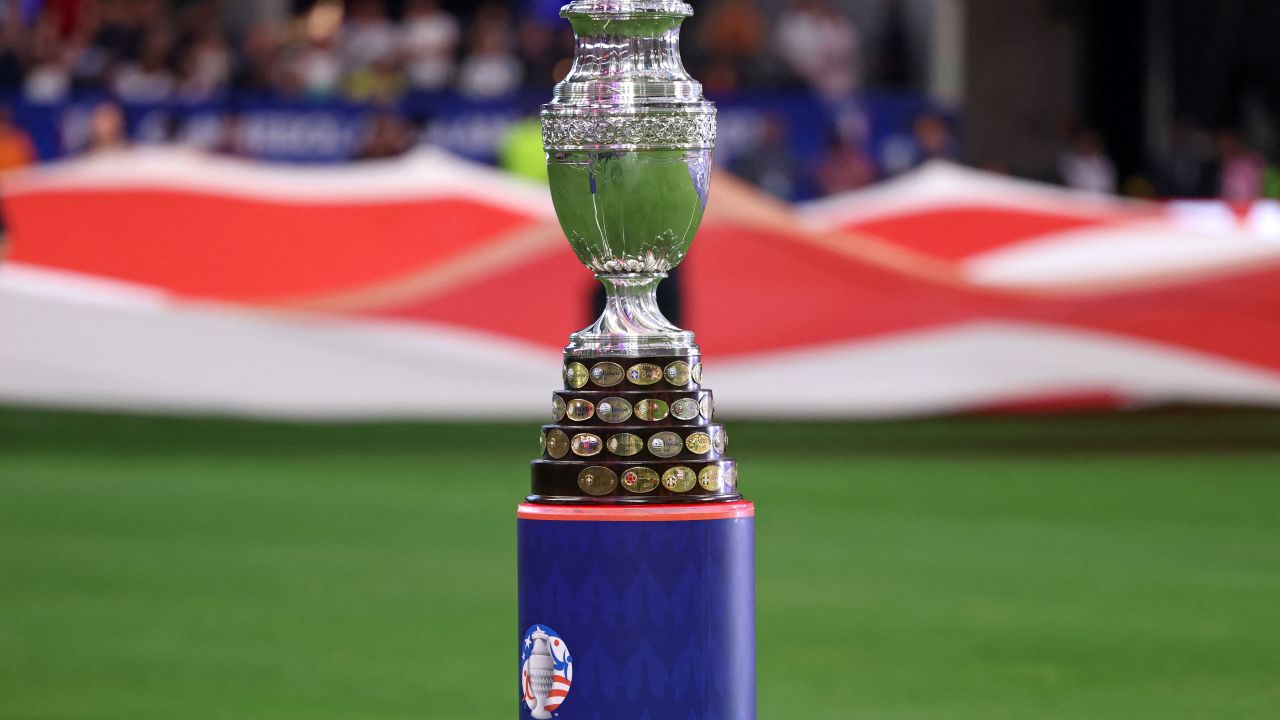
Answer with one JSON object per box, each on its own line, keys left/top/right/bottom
{"left": 566, "top": 273, "right": 696, "bottom": 358}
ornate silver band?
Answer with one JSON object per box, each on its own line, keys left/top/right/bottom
{"left": 561, "top": 1, "right": 693, "bottom": 18}
{"left": 541, "top": 110, "right": 717, "bottom": 152}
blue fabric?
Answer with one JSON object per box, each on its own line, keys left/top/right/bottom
{"left": 518, "top": 513, "right": 756, "bottom": 719}
{"left": 0, "top": 90, "right": 953, "bottom": 200}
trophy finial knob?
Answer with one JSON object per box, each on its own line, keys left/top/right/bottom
{"left": 543, "top": 0, "right": 715, "bottom": 358}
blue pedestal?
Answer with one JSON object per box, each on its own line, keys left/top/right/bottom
{"left": 517, "top": 502, "right": 756, "bottom": 720}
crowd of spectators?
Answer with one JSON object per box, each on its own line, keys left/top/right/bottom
{"left": 0, "top": 0, "right": 1273, "bottom": 203}
{"left": 0, "top": 0, "right": 888, "bottom": 105}
{"left": 1054, "top": 123, "right": 1279, "bottom": 203}
{"left": 0, "top": 0, "right": 926, "bottom": 195}
{"left": 0, "top": 0, "right": 515, "bottom": 103}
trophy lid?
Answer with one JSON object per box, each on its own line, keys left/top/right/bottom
{"left": 547, "top": 0, "right": 705, "bottom": 111}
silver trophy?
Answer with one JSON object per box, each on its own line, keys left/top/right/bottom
{"left": 530, "top": 0, "right": 738, "bottom": 506}
{"left": 542, "top": 0, "right": 716, "bottom": 358}
{"left": 525, "top": 633, "right": 555, "bottom": 719}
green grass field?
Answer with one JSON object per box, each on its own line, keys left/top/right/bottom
{"left": 2, "top": 407, "right": 1279, "bottom": 719}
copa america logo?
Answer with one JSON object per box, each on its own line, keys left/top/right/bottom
{"left": 520, "top": 625, "right": 573, "bottom": 718}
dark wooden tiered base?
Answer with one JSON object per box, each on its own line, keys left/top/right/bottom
{"left": 529, "top": 351, "right": 739, "bottom": 504}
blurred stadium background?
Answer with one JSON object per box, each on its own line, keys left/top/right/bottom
{"left": 2, "top": 0, "right": 1279, "bottom": 718}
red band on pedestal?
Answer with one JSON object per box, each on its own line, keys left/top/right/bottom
{"left": 517, "top": 501, "right": 755, "bottom": 523}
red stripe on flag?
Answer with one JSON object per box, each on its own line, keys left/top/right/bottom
{"left": 4, "top": 190, "right": 538, "bottom": 301}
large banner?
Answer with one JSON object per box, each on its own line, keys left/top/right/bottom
{"left": 3, "top": 149, "right": 1279, "bottom": 419}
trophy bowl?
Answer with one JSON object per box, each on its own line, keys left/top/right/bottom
{"left": 547, "top": 148, "right": 711, "bottom": 277}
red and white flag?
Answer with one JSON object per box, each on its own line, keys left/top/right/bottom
{"left": 3, "top": 150, "right": 1279, "bottom": 418}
